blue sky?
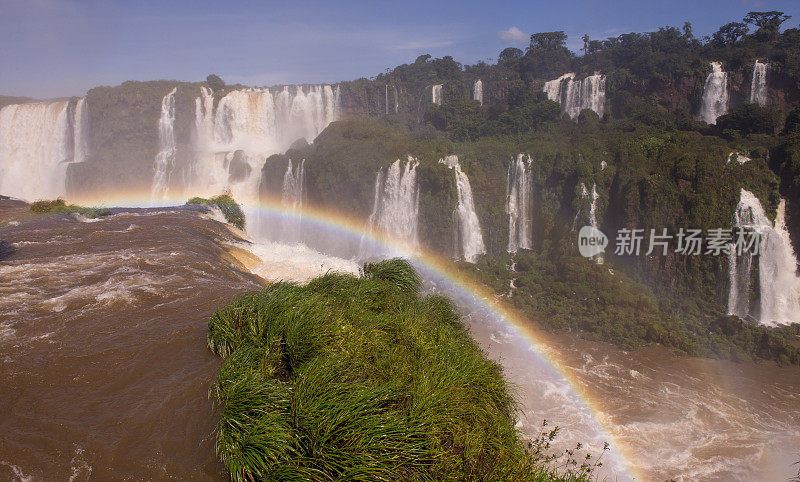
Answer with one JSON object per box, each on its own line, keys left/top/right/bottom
{"left": 2, "top": 0, "right": 799, "bottom": 98}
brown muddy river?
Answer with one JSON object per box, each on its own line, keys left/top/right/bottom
{"left": 1, "top": 199, "right": 798, "bottom": 481}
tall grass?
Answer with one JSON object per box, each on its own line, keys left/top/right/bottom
{"left": 208, "top": 259, "right": 599, "bottom": 481}
{"left": 187, "top": 193, "right": 245, "bottom": 230}
{"left": 30, "top": 198, "right": 110, "bottom": 218}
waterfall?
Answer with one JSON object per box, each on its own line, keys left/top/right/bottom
{"left": 699, "top": 62, "right": 729, "bottom": 125}
{"left": 280, "top": 159, "right": 304, "bottom": 242}
{"left": 394, "top": 85, "right": 399, "bottom": 113}
{"left": 432, "top": 84, "right": 443, "bottom": 105}
{"left": 385, "top": 84, "right": 389, "bottom": 115}
{"left": 543, "top": 73, "right": 575, "bottom": 103}
{"left": 543, "top": 72, "right": 605, "bottom": 119}
{"left": 750, "top": 60, "right": 768, "bottom": 106}
{"left": 0, "top": 99, "right": 86, "bottom": 201}
{"left": 186, "top": 84, "right": 339, "bottom": 207}
{"left": 728, "top": 189, "right": 800, "bottom": 326}
{"left": 151, "top": 88, "right": 178, "bottom": 199}
{"left": 440, "top": 155, "right": 486, "bottom": 263}
{"left": 507, "top": 154, "right": 532, "bottom": 253}
{"left": 588, "top": 183, "right": 602, "bottom": 264}
{"left": 361, "top": 157, "right": 420, "bottom": 256}
{"left": 473, "top": 80, "right": 483, "bottom": 105}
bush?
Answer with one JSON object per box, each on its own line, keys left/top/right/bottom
{"left": 30, "top": 198, "right": 111, "bottom": 218}
{"left": 208, "top": 260, "right": 600, "bottom": 481}
{"left": 186, "top": 193, "right": 245, "bottom": 230}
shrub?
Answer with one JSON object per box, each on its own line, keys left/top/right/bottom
{"left": 187, "top": 193, "right": 245, "bottom": 230}
{"left": 30, "top": 198, "right": 111, "bottom": 218}
{"left": 208, "top": 260, "right": 599, "bottom": 481}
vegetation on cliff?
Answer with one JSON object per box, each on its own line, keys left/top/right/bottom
{"left": 208, "top": 259, "right": 601, "bottom": 481}
{"left": 187, "top": 194, "right": 245, "bottom": 230}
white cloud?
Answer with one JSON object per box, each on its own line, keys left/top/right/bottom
{"left": 496, "top": 26, "right": 528, "bottom": 43}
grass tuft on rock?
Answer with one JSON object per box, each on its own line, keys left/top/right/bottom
{"left": 208, "top": 259, "right": 597, "bottom": 481}
{"left": 30, "top": 198, "right": 110, "bottom": 218}
{"left": 187, "top": 193, "right": 246, "bottom": 230}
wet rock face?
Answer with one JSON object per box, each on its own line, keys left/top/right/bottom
{"left": 227, "top": 149, "right": 251, "bottom": 183}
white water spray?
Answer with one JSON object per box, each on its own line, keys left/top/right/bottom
{"left": 699, "top": 62, "right": 729, "bottom": 125}
{"left": 750, "top": 60, "right": 768, "bottom": 106}
{"left": 361, "top": 157, "right": 420, "bottom": 256}
{"left": 543, "top": 72, "right": 605, "bottom": 119}
{"left": 440, "top": 155, "right": 486, "bottom": 263}
{"left": 432, "top": 84, "right": 443, "bottom": 106}
{"left": 473, "top": 80, "right": 483, "bottom": 105}
{"left": 0, "top": 99, "right": 86, "bottom": 201}
{"left": 728, "top": 189, "right": 800, "bottom": 325}
{"left": 151, "top": 88, "right": 178, "bottom": 199}
{"left": 280, "top": 159, "right": 304, "bottom": 242}
{"left": 507, "top": 154, "right": 532, "bottom": 253}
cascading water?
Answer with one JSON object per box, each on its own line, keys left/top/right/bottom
{"left": 727, "top": 189, "right": 800, "bottom": 326}
{"left": 699, "top": 62, "right": 729, "bottom": 125}
{"left": 0, "top": 99, "right": 86, "bottom": 201}
{"left": 183, "top": 84, "right": 339, "bottom": 218}
{"left": 506, "top": 154, "right": 532, "bottom": 253}
{"left": 750, "top": 60, "right": 768, "bottom": 106}
{"left": 589, "top": 183, "right": 602, "bottom": 264}
{"left": 473, "top": 80, "right": 483, "bottom": 105}
{"left": 440, "top": 155, "right": 486, "bottom": 263}
{"left": 280, "top": 159, "right": 304, "bottom": 243}
{"left": 394, "top": 85, "right": 399, "bottom": 113}
{"left": 543, "top": 73, "right": 575, "bottom": 103}
{"left": 543, "top": 72, "right": 605, "bottom": 119}
{"left": 151, "top": 88, "right": 178, "bottom": 199}
{"left": 360, "top": 157, "right": 420, "bottom": 257}
{"left": 431, "top": 84, "right": 443, "bottom": 106}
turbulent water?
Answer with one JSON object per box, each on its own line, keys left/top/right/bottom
{"left": 2, "top": 198, "right": 799, "bottom": 481}
{"left": 750, "top": 60, "right": 768, "bottom": 106}
{"left": 728, "top": 189, "right": 800, "bottom": 325}
{"left": 361, "top": 158, "right": 420, "bottom": 256}
{"left": 700, "top": 62, "right": 729, "bottom": 125}
{"left": 431, "top": 84, "right": 443, "bottom": 106}
{"left": 151, "top": 88, "right": 178, "bottom": 200}
{"left": 543, "top": 72, "right": 605, "bottom": 119}
{"left": 507, "top": 153, "right": 532, "bottom": 253}
{"left": 473, "top": 79, "right": 483, "bottom": 105}
{"left": 0, "top": 99, "right": 87, "bottom": 201}
{"left": 439, "top": 155, "right": 485, "bottom": 263}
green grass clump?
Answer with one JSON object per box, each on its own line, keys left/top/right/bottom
{"left": 187, "top": 193, "right": 245, "bottom": 230}
{"left": 208, "top": 259, "right": 598, "bottom": 481}
{"left": 30, "top": 198, "right": 111, "bottom": 218}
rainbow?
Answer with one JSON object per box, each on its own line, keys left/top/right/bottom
{"left": 69, "top": 191, "right": 642, "bottom": 479}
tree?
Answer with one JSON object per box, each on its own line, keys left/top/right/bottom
{"left": 582, "top": 34, "right": 590, "bottom": 55}
{"left": 711, "top": 22, "right": 749, "bottom": 47}
{"left": 682, "top": 21, "right": 694, "bottom": 39}
{"left": 528, "top": 31, "right": 568, "bottom": 51}
{"left": 498, "top": 47, "right": 523, "bottom": 63}
{"left": 743, "top": 11, "right": 791, "bottom": 36}
{"left": 414, "top": 54, "right": 432, "bottom": 64}
{"left": 206, "top": 74, "right": 225, "bottom": 92}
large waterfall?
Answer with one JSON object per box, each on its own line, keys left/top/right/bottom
{"left": 280, "top": 159, "right": 304, "bottom": 242}
{"left": 432, "top": 84, "right": 443, "bottom": 106}
{"left": 699, "top": 62, "right": 729, "bottom": 125}
{"left": 361, "top": 157, "right": 420, "bottom": 256}
{"left": 440, "top": 155, "right": 486, "bottom": 263}
{"left": 507, "top": 154, "right": 532, "bottom": 253}
{"left": 0, "top": 98, "right": 87, "bottom": 201}
{"left": 473, "top": 80, "right": 483, "bottom": 105}
{"left": 750, "top": 60, "right": 768, "bottom": 106}
{"left": 165, "top": 84, "right": 339, "bottom": 206}
{"left": 151, "top": 88, "right": 178, "bottom": 199}
{"left": 727, "top": 189, "right": 800, "bottom": 326}
{"left": 543, "top": 72, "right": 605, "bottom": 119}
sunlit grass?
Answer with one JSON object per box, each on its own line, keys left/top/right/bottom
{"left": 187, "top": 193, "right": 246, "bottom": 230}
{"left": 208, "top": 259, "right": 600, "bottom": 481}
